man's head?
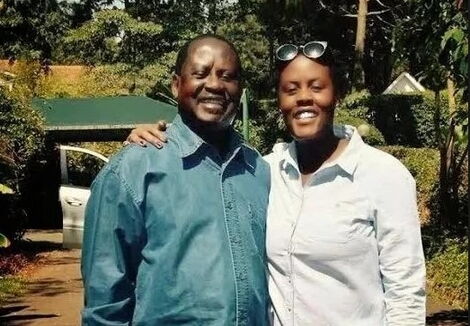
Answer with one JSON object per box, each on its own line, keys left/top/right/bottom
{"left": 171, "top": 35, "right": 242, "bottom": 132}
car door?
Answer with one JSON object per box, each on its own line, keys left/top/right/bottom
{"left": 59, "top": 145, "right": 108, "bottom": 249}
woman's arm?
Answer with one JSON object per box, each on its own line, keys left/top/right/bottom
{"left": 125, "top": 121, "right": 169, "bottom": 148}
{"left": 373, "top": 166, "right": 426, "bottom": 326}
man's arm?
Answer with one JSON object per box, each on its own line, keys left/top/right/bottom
{"left": 81, "top": 166, "right": 145, "bottom": 325}
{"left": 374, "top": 167, "right": 426, "bottom": 325}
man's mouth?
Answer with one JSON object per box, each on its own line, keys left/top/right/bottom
{"left": 199, "top": 97, "right": 227, "bottom": 109}
{"left": 293, "top": 108, "right": 319, "bottom": 120}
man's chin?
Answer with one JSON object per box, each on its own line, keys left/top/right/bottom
{"left": 197, "top": 111, "right": 235, "bottom": 129}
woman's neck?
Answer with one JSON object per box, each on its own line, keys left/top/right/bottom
{"left": 295, "top": 127, "right": 344, "bottom": 176}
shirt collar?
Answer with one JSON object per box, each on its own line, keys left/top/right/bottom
{"left": 331, "top": 125, "right": 363, "bottom": 176}
{"left": 168, "top": 114, "right": 254, "bottom": 170}
{"left": 275, "top": 125, "right": 364, "bottom": 177}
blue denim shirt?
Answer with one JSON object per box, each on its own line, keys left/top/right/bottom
{"left": 81, "top": 114, "right": 271, "bottom": 325}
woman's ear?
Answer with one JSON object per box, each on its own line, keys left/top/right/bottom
{"left": 171, "top": 74, "right": 179, "bottom": 99}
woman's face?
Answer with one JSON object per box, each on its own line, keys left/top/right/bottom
{"left": 277, "top": 55, "right": 336, "bottom": 141}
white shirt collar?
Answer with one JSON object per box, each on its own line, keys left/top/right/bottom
{"left": 273, "top": 125, "right": 364, "bottom": 177}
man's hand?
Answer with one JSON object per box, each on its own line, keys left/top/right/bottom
{"left": 125, "top": 120, "right": 169, "bottom": 148}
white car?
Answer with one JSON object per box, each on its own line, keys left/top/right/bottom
{"left": 59, "top": 145, "right": 108, "bottom": 249}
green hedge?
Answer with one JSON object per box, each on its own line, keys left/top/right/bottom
{"left": 335, "top": 110, "right": 385, "bottom": 146}
{"left": 339, "top": 91, "right": 446, "bottom": 148}
{"left": 426, "top": 238, "right": 468, "bottom": 309}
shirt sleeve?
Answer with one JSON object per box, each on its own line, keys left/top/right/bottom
{"left": 373, "top": 167, "right": 426, "bottom": 326}
{"left": 81, "top": 166, "right": 145, "bottom": 325}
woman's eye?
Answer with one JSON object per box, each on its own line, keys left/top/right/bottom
{"left": 286, "top": 88, "right": 297, "bottom": 94}
{"left": 311, "top": 84, "right": 323, "bottom": 91}
{"left": 282, "top": 85, "right": 297, "bottom": 94}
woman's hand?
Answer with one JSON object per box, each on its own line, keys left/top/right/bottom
{"left": 125, "top": 120, "right": 169, "bottom": 148}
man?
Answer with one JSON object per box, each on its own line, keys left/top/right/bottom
{"left": 81, "top": 35, "right": 271, "bottom": 325}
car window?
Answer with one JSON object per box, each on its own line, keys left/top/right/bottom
{"left": 65, "top": 150, "right": 106, "bottom": 188}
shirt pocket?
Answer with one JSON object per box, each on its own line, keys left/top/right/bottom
{"left": 299, "top": 204, "right": 352, "bottom": 244}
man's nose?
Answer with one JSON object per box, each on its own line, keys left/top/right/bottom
{"left": 205, "top": 73, "right": 224, "bottom": 92}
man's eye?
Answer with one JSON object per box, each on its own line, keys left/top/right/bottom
{"left": 221, "top": 74, "right": 234, "bottom": 81}
{"left": 193, "top": 71, "right": 206, "bottom": 78}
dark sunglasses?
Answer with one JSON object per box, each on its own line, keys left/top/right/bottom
{"left": 275, "top": 41, "right": 328, "bottom": 61}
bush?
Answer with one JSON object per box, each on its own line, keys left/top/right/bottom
{"left": 0, "top": 252, "right": 29, "bottom": 276}
{"left": 0, "top": 91, "right": 44, "bottom": 241}
{"left": 380, "top": 146, "right": 440, "bottom": 225}
{"left": 247, "top": 99, "right": 291, "bottom": 155}
{"left": 0, "top": 194, "right": 27, "bottom": 242}
{"left": 335, "top": 109, "right": 385, "bottom": 146}
{"left": 340, "top": 91, "right": 445, "bottom": 147}
{"left": 426, "top": 237, "right": 468, "bottom": 308}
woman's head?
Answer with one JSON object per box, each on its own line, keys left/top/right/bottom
{"left": 276, "top": 42, "right": 346, "bottom": 142}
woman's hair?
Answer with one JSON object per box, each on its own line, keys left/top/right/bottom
{"left": 275, "top": 44, "right": 348, "bottom": 99}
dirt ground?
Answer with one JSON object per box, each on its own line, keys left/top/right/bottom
{"left": 0, "top": 230, "right": 467, "bottom": 326}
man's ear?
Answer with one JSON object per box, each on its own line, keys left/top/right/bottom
{"left": 171, "top": 74, "right": 179, "bottom": 99}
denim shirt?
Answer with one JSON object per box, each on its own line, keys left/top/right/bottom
{"left": 81, "top": 115, "right": 271, "bottom": 325}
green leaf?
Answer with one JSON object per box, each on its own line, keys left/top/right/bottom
{"left": 0, "top": 233, "right": 10, "bottom": 248}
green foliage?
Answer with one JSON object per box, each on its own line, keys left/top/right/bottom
{"left": 393, "top": 0, "right": 464, "bottom": 92}
{"left": 0, "top": 91, "right": 44, "bottom": 242}
{"left": 380, "top": 146, "right": 440, "bottom": 224}
{"left": 0, "top": 232, "right": 10, "bottom": 248}
{"left": 439, "top": 17, "right": 468, "bottom": 99}
{"left": 62, "top": 10, "right": 163, "bottom": 66}
{"left": 218, "top": 14, "right": 271, "bottom": 95}
{"left": 0, "top": 0, "right": 71, "bottom": 59}
{"left": 341, "top": 91, "right": 445, "bottom": 147}
{"left": 39, "top": 59, "right": 174, "bottom": 98}
{"left": 0, "top": 276, "right": 25, "bottom": 304}
{"left": 0, "top": 91, "right": 44, "bottom": 190}
{"left": 426, "top": 237, "right": 468, "bottom": 308}
{"left": 248, "top": 99, "right": 290, "bottom": 155}
{"left": 335, "top": 110, "right": 385, "bottom": 146}
{"left": 71, "top": 142, "right": 122, "bottom": 158}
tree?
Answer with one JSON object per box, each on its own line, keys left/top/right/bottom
{"left": 62, "top": 9, "right": 163, "bottom": 67}
{"left": 0, "top": 0, "right": 71, "bottom": 59}
{"left": 394, "top": 0, "right": 468, "bottom": 228}
{"left": 217, "top": 14, "right": 270, "bottom": 96}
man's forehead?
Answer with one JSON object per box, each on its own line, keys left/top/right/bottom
{"left": 187, "top": 39, "right": 237, "bottom": 62}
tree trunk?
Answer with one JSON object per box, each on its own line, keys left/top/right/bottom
{"left": 439, "top": 77, "right": 457, "bottom": 226}
{"left": 353, "top": 0, "right": 367, "bottom": 90}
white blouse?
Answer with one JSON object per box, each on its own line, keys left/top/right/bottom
{"left": 264, "top": 125, "right": 426, "bottom": 326}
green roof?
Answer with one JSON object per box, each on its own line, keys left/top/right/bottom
{"left": 33, "top": 96, "right": 177, "bottom": 130}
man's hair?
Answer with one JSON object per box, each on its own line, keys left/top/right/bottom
{"left": 174, "top": 34, "right": 242, "bottom": 76}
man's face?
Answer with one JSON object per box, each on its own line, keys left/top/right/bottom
{"left": 171, "top": 38, "right": 242, "bottom": 131}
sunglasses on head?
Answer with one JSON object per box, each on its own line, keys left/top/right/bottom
{"left": 275, "top": 41, "right": 328, "bottom": 62}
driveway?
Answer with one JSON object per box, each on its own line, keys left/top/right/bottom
{"left": 0, "top": 230, "right": 467, "bottom": 325}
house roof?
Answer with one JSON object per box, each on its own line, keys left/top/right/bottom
{"left": 383, "top": 72, "right": 426, "bottom": 94}
{"left": 32, "top": 96, "right": 177, "bottom": 141}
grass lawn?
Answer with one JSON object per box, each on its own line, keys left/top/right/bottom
{"left": 0, "top": 276, "right": 25, "bottom": 304}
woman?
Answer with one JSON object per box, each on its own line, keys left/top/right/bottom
{"left": 127, "top": 41, "right": 426, "bottom": 325}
